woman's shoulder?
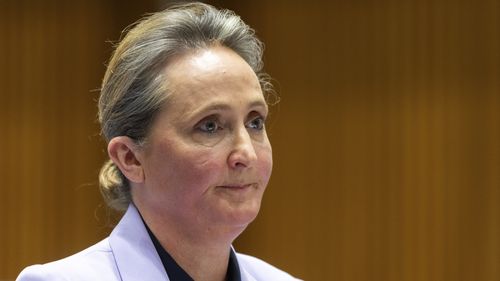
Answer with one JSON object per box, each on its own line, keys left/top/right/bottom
{"left": 236, "top": 252, "right": 302, "bottom": 281}
{"left": 16, "top": 238, "right": 119, "bottom": 281}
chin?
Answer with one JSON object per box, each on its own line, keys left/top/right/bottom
{"left": 231, "top": 203, "right": 262, "bottom": 226}
{"left": 216, "top": 201, "right": 262, "bottom": 233}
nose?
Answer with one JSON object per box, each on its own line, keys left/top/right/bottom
{"left": 227, "top": 127, "right": 258, "bottom": 169}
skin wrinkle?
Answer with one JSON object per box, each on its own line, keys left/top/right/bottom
{"left": 92, "top": 4, "right": 292, "bottom": 279}
{"left": 122, "top": 45, "right": 272, "bottom": 280}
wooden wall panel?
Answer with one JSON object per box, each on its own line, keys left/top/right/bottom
{"left": 220, "top": 1, "right": 500, "bottom": 280}
{"left": 0, "top": 0, "right": 157, "bottom": 279}
{"left": 1, "top": 0, "right": 499, "bottom": 280}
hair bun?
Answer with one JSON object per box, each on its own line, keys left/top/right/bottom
{"left": 98, "top": 159, "right": 131, "bottom": 211}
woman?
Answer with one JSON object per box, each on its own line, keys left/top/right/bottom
{"left": 17, "top": 2, "right": 300, "bottom": 281}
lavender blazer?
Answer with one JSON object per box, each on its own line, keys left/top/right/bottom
{"left": 16, "top": 204, "right": 300, "bottom": 281}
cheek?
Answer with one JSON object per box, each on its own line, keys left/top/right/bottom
{"left": 144, "top": 140, "right": 223, "bottom": 199}
{"left": 256, "top": 143, "right": 273, "bottom": 186}
{"left": 144, "top": 148, "right": 224, "bottom": 217}
{"left": 168, "top": 147, "right": 226, "bottom": 191}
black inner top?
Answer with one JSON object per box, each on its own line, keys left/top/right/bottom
{"left": 144, "top": 221, "right": 242, "bottom": 281}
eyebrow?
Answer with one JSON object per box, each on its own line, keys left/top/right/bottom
{"left": 188, "top": 99, "right": 268, "bottom": 118}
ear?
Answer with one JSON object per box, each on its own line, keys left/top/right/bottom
{"left": 107, "top": 136, "right": 145, "bottom": 184}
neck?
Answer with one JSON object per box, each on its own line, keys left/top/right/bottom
{"left": 136, "top": 202, "right": 243, "bottom": 281}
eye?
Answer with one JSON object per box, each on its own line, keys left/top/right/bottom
{"left": 247, "top": 116, "right": 265, "bottom": 130}
{"left": 196, "top": 117, "right": 222, "bottom": 134}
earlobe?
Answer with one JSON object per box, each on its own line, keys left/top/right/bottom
{"left": 107, "top": 136, "right": 145, "bottom": 183}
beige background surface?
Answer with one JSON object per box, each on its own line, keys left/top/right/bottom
{"left": 1, "top": 0, "right": 499, "bottom": 280}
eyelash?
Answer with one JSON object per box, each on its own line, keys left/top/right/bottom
{"left": 247, "top": 116, "right": 265, "bottom": 130}
{"left": 197, "top": 118, "right": 222, "bottom": 134}
{"left": 195, "top": 114, "right": 266, "bottom": 134}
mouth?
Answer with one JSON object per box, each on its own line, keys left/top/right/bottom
{"left": 217, "top": 183, "right": 255, "bottom": 190}
{"left": 214, "top": 183, "right": 259, "bottom": 201}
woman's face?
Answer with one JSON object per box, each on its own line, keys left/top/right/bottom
{"left": 135, "top": 46, "right": 272, "bottom": 237}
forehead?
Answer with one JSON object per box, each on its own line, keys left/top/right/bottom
{"left": 163, "top": 46, "right": 263, "bottom": 105}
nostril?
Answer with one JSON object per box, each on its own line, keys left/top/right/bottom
{"left": 228, "top": 147, "right": 256, "bottom": 169}
{"left": 228, "top": 152, "right": 249, "bottom": 169}
{"left": 234, "top": 161, "right": 247, "bottom": 168}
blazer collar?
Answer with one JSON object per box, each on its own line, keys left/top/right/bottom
{"left": 240, "top": 268, "right": 257, "bottom": 281}
{"left": 109, "top": 204, "right": 257, "bottom": 281}
{"left": 109, "top": 204, "right": 169, "bottom": 281}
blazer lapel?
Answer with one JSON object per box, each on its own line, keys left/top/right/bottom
{"left": 109, "top": 204, "right": 169, "bottom": 281}
{"left": 240, "top": 267, "right": 258, "bottom": 281}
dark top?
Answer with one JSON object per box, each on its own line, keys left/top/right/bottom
{"left": 144, "top": 222, "right": 241, "bottom": 281}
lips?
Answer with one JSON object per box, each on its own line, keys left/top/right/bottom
{"left": 217, "top": 183, "right": 255, "bottom": 189}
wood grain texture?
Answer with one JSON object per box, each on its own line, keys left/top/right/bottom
{"left": 1, "top": 0, "right": 499, "bottom": 280}
{"left": 224, "top": 0, "right": 500, "bottom": 280}
{"left": 0, "top": 0, "right": 158, "bottom": 278}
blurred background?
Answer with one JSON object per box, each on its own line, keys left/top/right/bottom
{"left": 1, "top": 0, "right": 499, "bottom": 280}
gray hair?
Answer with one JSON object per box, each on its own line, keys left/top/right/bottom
{"left": 98, "top": 2, "right": 273, "bottom": 211}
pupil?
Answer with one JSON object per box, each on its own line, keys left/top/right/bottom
{"left": 207, "top": 122, "right": 216, "bottom": 131}
{"left": 254, "top": 119, "right": 261, "bottom": 128}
